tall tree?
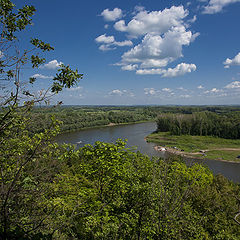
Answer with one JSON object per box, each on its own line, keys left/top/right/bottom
{"left": 0, "top": 1, "right": 82, "bottom": 238}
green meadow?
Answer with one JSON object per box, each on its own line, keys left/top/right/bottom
{"left": 146, "top": 132, "right": 240, "bottom": 162}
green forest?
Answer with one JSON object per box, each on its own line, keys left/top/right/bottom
{"left": 156, "top": 111, "right": 240, "bottom": 139}
{"left": 0, "top": 1, "right": 240, "bottom": 239}
{"left": 145, "top": 111, "right": 240, "bottom": 162}
{"left": 24, "top": 105, "right": 240, "bottom": 135}
{"left": 24, "top": 106, "right": 158, "bottom": 134}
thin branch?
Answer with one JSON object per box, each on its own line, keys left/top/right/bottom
{"left": 234, "top": 212, "right": 240, "bottom": 226}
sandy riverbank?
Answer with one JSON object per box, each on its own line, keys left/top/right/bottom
{"left": 153, "top": 145, "right": 240, "bottom": 163}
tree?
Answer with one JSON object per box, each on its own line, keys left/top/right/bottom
{"left": 0, "top": 1, "right": 82, "bottom": 238}
{"left": 1, "top": 1, "right": 239, "bottom": 239}
{"left": 0, "top": 0, "right": 82, "bottom": 133}
{"left": 48, "top": 142, "right": 218, "bottom": 239}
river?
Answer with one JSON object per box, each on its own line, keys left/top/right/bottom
{"left": 55, "top": 122, "right": 240, "bottom": 183}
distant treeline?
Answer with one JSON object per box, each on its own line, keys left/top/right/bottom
{"left": 157, "top": 111, "right": 240, "bottom": 139}
{"left": 26, "top": 106, "right": 159, "bottom": 134}
{"left": 22, "top": 105, "right": 240, "bottom": 135}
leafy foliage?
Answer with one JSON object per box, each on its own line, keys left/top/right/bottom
{"left": 0, "top": 1, "right": 239, "bottom": 239}
{"left": 45, "top": 141, "right": 239, "bottom": 239}
{"left": 25, "top": 106, "right": 156, "bottom": 134}
{"left": 0, "top": 0, "right": 83, "bottom": 134}
{"left": 51, "top": 65, "right": 83, "bottom": 93}
{"left": 157, "top": 112, "right": 240, "bottom": 139}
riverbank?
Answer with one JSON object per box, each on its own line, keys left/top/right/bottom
{"left": 55, "top": 121, "right": 240, "bottom": 182}
{"left": 57, "top": 120, "right": 155, "bottom": 134}
{"left": 146, "top": 132, "right": 240, "bottom": 163}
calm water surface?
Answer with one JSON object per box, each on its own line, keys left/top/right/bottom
{"left": 55, "top": 122, "right": 240, "bottom": 183}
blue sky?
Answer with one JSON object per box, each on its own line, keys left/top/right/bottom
{"left": 18, "top": 0, "right": 240, "bottom": 105}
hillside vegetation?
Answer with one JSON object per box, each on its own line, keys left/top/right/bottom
{"left": 0, "top": 1, "right": 240, "bottom": 237}
{"left": 22, "top": 105, "right": 240, "bottom": 135}
{"left": 146, "top": 110, "right": 240, "bottom": 162}
{"left": 156, "top": 111, "right": 240, "bottom": 139}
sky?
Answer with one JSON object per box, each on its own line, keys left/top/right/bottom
{"left": 16, "top": 0, "right": 240, "bottom": 105}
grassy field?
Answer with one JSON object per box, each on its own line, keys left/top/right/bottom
{"left": 146, "top": 132, "right": 240, "bottom": 162}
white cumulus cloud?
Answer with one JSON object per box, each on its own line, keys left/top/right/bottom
{"left": 162, "top": 88, "right": 172, "bottom": 92}
{"left": 223, "top": 52, "right": 240, "bottom": 68}
{"left": 188, "top": 15, "right": 197, "bottom": 23}
{"left": 133, "top": 6, "right": 146, "bottom": 14}
{"left": 41, "top": 60, "right": 63, "bottom": 69}
{"left": 203, "top": 0, "right": 240, "bottom": 14}
{"left": 114, "top": 40, "right": 133, "bottom": 47}
{"left": 66, "top": 86, "right": 83, "bottom": 91}
{"left": 97, "top": 5, "right": 197, "bottom": 77}
{"left": 101, "top": 8, "right": 123, "bottom": 21}
{"left": 225, "top": 81, "right": 240, "bottom": 89}
{"left": 137, "top": 68, "right": 164, "bottom": 75}
{"left": 99, "top": 45, "right": 116, "bottom": 51}
{"left": 140, "top": 59, "right": 169, "bottom": 68}
{"left": 114, "top": 6, "right": 188, "bottom": 37}
{"left": 109, "top": 89, "right": 123, "bottom": 96}
{"left": 95, "top": 34, "right": 133, "bottom": 51}
{"left": 136, "top": 63, "right": 196, "bottom": 77}
{"left": 211, "top": 88, "right": 221, "bottom": 93}
{"left": 31, "top": 73, "right": 53, "bottom": 79}
{"left": 121, "top": 64, "right": 138, "bottom": 71}
{"left": 162, "top": 63, "right": 196, "bottom": 77}
{"left": 144, "top": 88, "right": 158, "bottom": 95}
{"left": 122, "top": 26, "right": 194, "bottom": 68}
{"left": 204, "top": 88, "right": 223, "bottom": 94}
{"left": 108, "top": 89, "right": 135, "bottom": 97}
{"left": 95, "top": 34, "right": 115, "bottom": 44}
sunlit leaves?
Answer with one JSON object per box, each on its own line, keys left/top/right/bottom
{"left": 51, "top": 64, "right": 83, "bottom": 93}
{"left": 171, "top": 161, "right": 213, "bottom": 186}
{"left": 30, "top": 38, "right": 54, "bottom": 51}
{"left": 31, "top": 55, "right": 46, "bottom": 68}
{"left": 0, "top": 1, "right": 35, "bottom": 40}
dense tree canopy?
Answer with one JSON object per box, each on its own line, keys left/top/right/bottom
{"left": 0, "top": 1, "right": 240, "bottom": 239}
{"left": 157, "top": 112, "right": 240, "bottom": 139}
{"left": 0, "top": 0, "right": 82, "bottom": 238}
